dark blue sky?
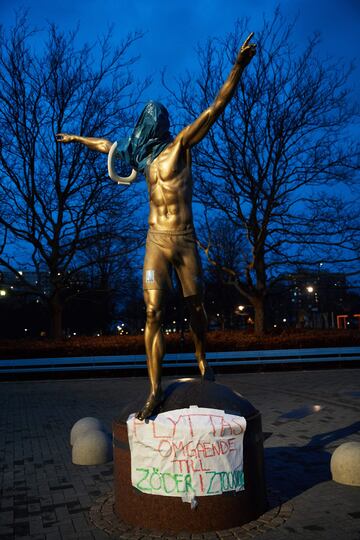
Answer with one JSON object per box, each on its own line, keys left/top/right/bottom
{"left": 1, "top": 0, "right": 359, "bottom": 105}
{"left": 0, "top": 1, "right": 359, "bottom": 275}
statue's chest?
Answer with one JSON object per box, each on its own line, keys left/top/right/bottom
{"left": 147, "top": 145, "right": 191, "bottom": 200}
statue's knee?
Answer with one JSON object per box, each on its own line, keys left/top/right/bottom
{"left": 185, "top": 294, "right": 198, "bottom": 307}
{"left": 146, "top": 305, "right": 163, "bottom": 324}
{"left": 187, "top": 298, "right": 206, "bottom": 317}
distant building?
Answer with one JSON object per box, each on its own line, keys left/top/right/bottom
{"left": 0, "top": 267, "right": 115, "bottom": 338}
{"left": 0, "top": 268, "right": 90, "bottom": 298}
{"left": 268, "top": 270, "right": 360, "bottom": 329}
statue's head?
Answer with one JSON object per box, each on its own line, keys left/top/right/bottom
{"left": 132, "top": 101, "right": 171, "bottom": 145}
{"left": 115, "top": 101, "right": 172, "bottom": 175}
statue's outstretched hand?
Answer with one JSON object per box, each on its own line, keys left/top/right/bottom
{"left": 55, "top": 133, "right": 74, "bottom": 144}
{"left": 237, "top": 33, "right": 257, "bottom": 66}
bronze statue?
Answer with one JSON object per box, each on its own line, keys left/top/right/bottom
{"left": 56, "top": 33, "right": 256, "bottom": 420}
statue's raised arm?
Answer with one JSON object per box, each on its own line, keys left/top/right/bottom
{"left": 175, "top": 33, "right": 256, "bottom": 149}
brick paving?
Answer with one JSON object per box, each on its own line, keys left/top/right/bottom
{"left": 0, "top": 369, "right": 360, "bottom": 539}
{"left": 89, "top": 490, "right": 293, "bottom": 539}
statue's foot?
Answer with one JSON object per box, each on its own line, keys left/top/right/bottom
{"left": 198, "top": 358, "right": 215, "bottom": 381}
{"left": 202, "top": 364, "right": 215, "bottom": 381}
{"left": 136, "top": 389, "right": 164, "bottom": 421}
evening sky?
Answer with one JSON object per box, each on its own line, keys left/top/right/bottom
{"left": 0, "top": 1, "right": 359, "bottom": 271}
{"left": 1, "top": 0, "right": 359, "bottom": 110}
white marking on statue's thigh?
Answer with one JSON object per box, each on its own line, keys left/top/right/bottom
{"left": 146, "top": 270, "right": 155, "bottom": 283}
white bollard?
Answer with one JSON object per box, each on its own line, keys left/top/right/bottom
{"left": 331, "top": 442, "right": 360, "bottom": 486}
{"left": 70, "top": 417, "right": 105, "bottom": 446}
{"left": 72, "top": 429, "right": 113, "bottom": 465}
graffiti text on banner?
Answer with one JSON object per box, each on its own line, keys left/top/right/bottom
{"left": 127, "top": 407, "right": 247, "bottom": 498}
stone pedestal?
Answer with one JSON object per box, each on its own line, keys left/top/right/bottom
{"left": 113, "top": 379, "right": 268, "bottom": 533}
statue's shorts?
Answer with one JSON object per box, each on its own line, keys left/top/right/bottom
{"left": 143, "top": 229, "right": 203, "bottom": 298}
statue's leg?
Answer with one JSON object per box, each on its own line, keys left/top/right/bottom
{"left": 185, "top": 294, "right": 215, "bottom": 381}
{"left": 175, "top": 233, "right": 215, "bottom": 381}
{"left": 136, "top": 288, "right": 166, "bottom": 420}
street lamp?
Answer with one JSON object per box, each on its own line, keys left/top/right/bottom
{"left": 306, "top": 286, "right": 314, "bottom": 293}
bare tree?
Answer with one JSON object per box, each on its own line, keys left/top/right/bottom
{"left": 0, "top": 13, "right": 147, "bottom": 337}
{"left": 198, "top": 216, "right": 249, "bottom": 330}
{"left": 165, "top": 11, "right": 360, "bottom": 335}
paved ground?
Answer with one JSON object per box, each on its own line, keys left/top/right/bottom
{"left": 0, "top": 369, "right": 359, "bottom": 540}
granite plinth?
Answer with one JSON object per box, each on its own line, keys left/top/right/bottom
{"left": 113, "top": 378, "right": 268, "bottom": 533}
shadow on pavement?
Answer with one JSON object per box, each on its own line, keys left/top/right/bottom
{"left": 265, "top": 421, "right": 360, "bottom": 504}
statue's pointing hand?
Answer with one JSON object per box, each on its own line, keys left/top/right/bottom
{"left": 237, "top": 32, "right": 257, "bottom": 66}
{"left": 56, "top": 133, "right": 73, "bottom": 144}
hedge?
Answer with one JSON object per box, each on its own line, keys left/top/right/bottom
{"left": 0, "top": 329, "right": 359, "bottom": 359}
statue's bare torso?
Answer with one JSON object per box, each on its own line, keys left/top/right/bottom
{"left": 147, "top": 141, "right": 194, "bottom": 232}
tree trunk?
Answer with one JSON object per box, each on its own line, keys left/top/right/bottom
{"left": 252, "top": 296, "right": 266, "bottom": 336}
{"left": 49, "top": 292, "right": 63, "bottom": 339}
